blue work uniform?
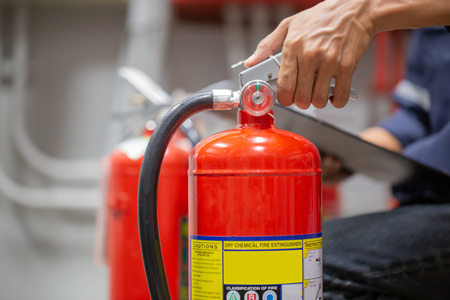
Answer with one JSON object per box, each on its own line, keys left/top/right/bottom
{"left": 378, "top": 26, "right": 450, "bottom": 204}
{"left": 323, "top": 27, "right": 450, "bottom": 300}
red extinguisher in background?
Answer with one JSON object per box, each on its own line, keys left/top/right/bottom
{"left": 107, "top": 125, "right": 192, "bottom": 300}
{"left": 106, "top": 68, "right": 203, "bottom": 300}
{"left": 138, "top": 54, "right": 357, "bottom": 300}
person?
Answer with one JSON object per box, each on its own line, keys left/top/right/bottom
{"left": 245, "top": 0, "right": 450, "bottom": 299}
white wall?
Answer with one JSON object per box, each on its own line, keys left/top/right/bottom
{"left": 0, "top": 3, "right": 125, "bottom": 299}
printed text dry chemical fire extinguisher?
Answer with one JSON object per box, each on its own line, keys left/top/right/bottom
{"left": 138, "top": 53, "right": 358, "bottom": 300}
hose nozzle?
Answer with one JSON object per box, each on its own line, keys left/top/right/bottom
{"left": 212, "top": 89, "right": 240, "bottom": 110}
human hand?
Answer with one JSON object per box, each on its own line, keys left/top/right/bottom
{"left": 245, "top": 0, "right": 374, "bottom": 109}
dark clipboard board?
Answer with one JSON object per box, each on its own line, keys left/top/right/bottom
{"left": 273, "top": 104, "right": 450, "bottom": 184}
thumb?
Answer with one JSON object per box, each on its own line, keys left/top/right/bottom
{"left": 244, "top": 18, "right": 291, "bottom": 68}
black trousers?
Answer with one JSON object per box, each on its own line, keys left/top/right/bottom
{"left": 323, "top": 203, "right": 450, "bottom": 300}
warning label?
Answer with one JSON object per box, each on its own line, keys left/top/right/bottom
{"left": 191, "top": 240, "right": 223, "bottom": 300}
{"left": 190, "top": 234, "right": 322, "bottom": 300}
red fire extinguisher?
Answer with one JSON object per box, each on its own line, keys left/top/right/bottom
{"left": 107, "top": 128, "right": 191, "bottom": 300}
{"left": 189, "top": 107, "right": 322, "bottom": 299}
{"left": 137, "top": 54, "right": 355, "bottom": 299}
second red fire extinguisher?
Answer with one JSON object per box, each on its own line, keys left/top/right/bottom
{"left": 107, "top": 128, "right": 190, "bottom": 300}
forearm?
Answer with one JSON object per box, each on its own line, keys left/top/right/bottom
{"left": 245, "top": 0, "right": 450, "bottom": 110}
{"left": 365, "top": 0, "right": 450, "bottom": 34}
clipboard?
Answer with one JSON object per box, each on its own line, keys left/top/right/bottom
{"left": 273, "top": 104, "right": 450, "bottom": 184}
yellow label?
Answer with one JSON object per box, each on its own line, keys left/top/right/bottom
{"left": 191, "top": 240, "right": 223, "bottom": 300}
{"left": 224, "top": 249, "right": 302, "bottom": 285}
{"left": 190, "top": 235, "right": 322, "bottom": 300}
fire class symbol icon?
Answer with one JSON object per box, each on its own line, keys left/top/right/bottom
{"left": 263, "top": 290, "right": 277, "bottom": 300}
{"left": 227, "top": 290, "right": 241, "bottom": 300}
{"left": 244, "top": 291, "right": 259, "bottom": 300}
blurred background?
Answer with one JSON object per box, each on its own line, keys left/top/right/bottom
{"left": 0, "top": 0, "right": 409, "bottom": 299}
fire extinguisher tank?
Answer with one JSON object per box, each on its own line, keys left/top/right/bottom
{"left": 188, "top": 110, "right": 322, "bottom": 300}
{"left": 190, "top": 110, "right": 321, "bottom": 236}
{"left": 107, "top": 130, "right": 190, "bottom": 300}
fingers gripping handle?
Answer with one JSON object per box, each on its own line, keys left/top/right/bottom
{"left": 239, "top": 52, "right": 358, "bottom": 102}
{"left": 328, "top": 85, "right": 358, "bottom": 101}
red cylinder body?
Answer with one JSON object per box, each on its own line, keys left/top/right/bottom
{"left": 189, "top": 111, "right": 322, "bottom": 300}
{"left": 107, "top": 130, "right": 190, "bottom": 300}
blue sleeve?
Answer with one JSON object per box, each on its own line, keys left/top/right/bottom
{"left": 377, "top": 29, "right": 432, "bottom": 148}
{"left": 403, "top": 122, "right": 450, "bottom": 174}
{"left": 393, "top": 122, "right": 450, "bottom": 204}
{"left": 377, "top": 101, "right": 430, "bottom": 148}
{"left": 375, "top": 28, "right": 450, "bottom": 204}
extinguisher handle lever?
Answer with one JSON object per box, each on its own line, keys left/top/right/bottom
{"left": 239, "top": 52, "right": 358, "bottom": 102}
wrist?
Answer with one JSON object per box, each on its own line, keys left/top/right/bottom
{"left": 368, "top": 0, "right": 415, "bottom": 33}
{"left": 356, "top": 0, "right": 378, "bottom": 37}
{"left": 329, "top": 0, "right": 378, "bottom": 38}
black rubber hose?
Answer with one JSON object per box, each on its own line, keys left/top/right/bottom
{"left": 138, "top": 92, "right": 214, "bottom": 300}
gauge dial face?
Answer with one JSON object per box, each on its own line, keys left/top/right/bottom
{"left": 241, "top": 80, "right": 275, "bottom": 116}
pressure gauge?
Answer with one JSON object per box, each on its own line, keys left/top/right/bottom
{"left": 240, "top": 80, "right": 275, "bottom": 117}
